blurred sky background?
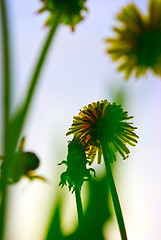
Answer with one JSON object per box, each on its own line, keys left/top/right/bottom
{"left": 1, "top": 0, "right": 161, "bottom": 239}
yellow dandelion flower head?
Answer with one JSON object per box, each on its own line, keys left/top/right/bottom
{"left": 38, "top": 0, "right": 87, "bottom": 31}
{"left": 106, "top": 0, "right": 161, "bottom": 78}
{"left": 66, "top": 100, "right": 138, "bottom": 163}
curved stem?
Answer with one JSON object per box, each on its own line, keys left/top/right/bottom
{"left": 0, "top": 0, "right": 11, "bottom": 239}
{"left": 100, "top": 139, "right": 128, "bottom": 240}
{"left": 9, "top": 13, "right": 61, "bottom": 153}
{"left": 75, "top": 185, "right": 83, "bottom": 227}
{"left": 22, "top": 14, "right": 60, "bottom": 123}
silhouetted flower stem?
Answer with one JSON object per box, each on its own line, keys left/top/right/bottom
{"left": 100, "top": 139, "right": 127, "bottom": 240}
{"left": 21, "top": 13, "right": 60, "bottom": 125}
{"left": 8, "top": 13, "right": 61, "bottom": 155}
{"left": 59, "top": 139, "right": 95, "bottom": 227}
{"left": 0, "top": 0, "right": 11, "bottom": 239}
{"left": 75, "top": 184, "right": 84, "bottom": 227}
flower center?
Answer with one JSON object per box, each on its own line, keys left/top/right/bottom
{"left": 96, "top": 116, "right": 116, "bottom": 142}
{"left": 136, "top": 29, "right": 161, "bottom": 66}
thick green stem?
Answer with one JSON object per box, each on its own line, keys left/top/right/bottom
{"left": 0, "top": 8, "right": 60, "bottom": 239}
{"left": 0, "top": 0, "right": 11, "bottom": 238}
{"left": 75, "top": 185, "right": 83, "bottom": 227}
{"left": 100, "top": 139, "right": 128, "bottom": 240}
{"left": 9, "top": 13, "right": 61, "bottom": 154}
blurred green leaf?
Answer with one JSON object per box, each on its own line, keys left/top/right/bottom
{"left": 46, "top": 199, "right": 64, "bottom": 240}
{"left": 46, "top": 175, "right": 111, "bottom": 240}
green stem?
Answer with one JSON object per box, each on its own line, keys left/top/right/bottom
{"left": 100, "top": 139, "right": 128, "bottom": 240}
{"left": 22, "top": 14, "right": 60, "bottom": 122}
{"left": 9, "top": 13, "right": 61, "bottom": 153}
{"left": 75, "top": 185, "right": 83, "bottom": 227}
{"left": 0, "top": 9, "right": 60, "bottom": 239}
{"left": 0, "top": 0, "right": 11, "bottom": 239}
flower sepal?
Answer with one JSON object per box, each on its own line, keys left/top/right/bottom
{"left": 38, "top": 0, "right": 88, "bottom": 31}
{"left": 59, "top": 138, "right": 96, "bottom": 193}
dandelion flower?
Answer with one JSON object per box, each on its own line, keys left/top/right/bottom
{"left": 38, "top": 0, "right": 87, "bottom": 31}
{"left": 66, "top": 100, "right": 138, "bottom": 239}
{"left": 106, "top": 0, "right": 161, "bottom": 78}
{"left": 67, "top": 100, "right": 138, "bottom": 163}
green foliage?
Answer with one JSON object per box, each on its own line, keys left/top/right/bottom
{"left": 46, "top": 176, "right": 111, "bottom": 240}
{"left": 46, "top": 199, "right": 64, "bottom": 240}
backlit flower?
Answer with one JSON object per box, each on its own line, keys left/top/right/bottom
{"left": 106, "top": 0, "right": 161, "bottom": 78}
{"left": 38, "top": 0, "right": 87, "bottom": 31}
{"left": 66, "top": 100, "right": 138, "bottom": 163}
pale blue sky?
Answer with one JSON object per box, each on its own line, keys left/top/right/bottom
{"left": 2, "top": 0, "right": 161, "bottom": 239}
